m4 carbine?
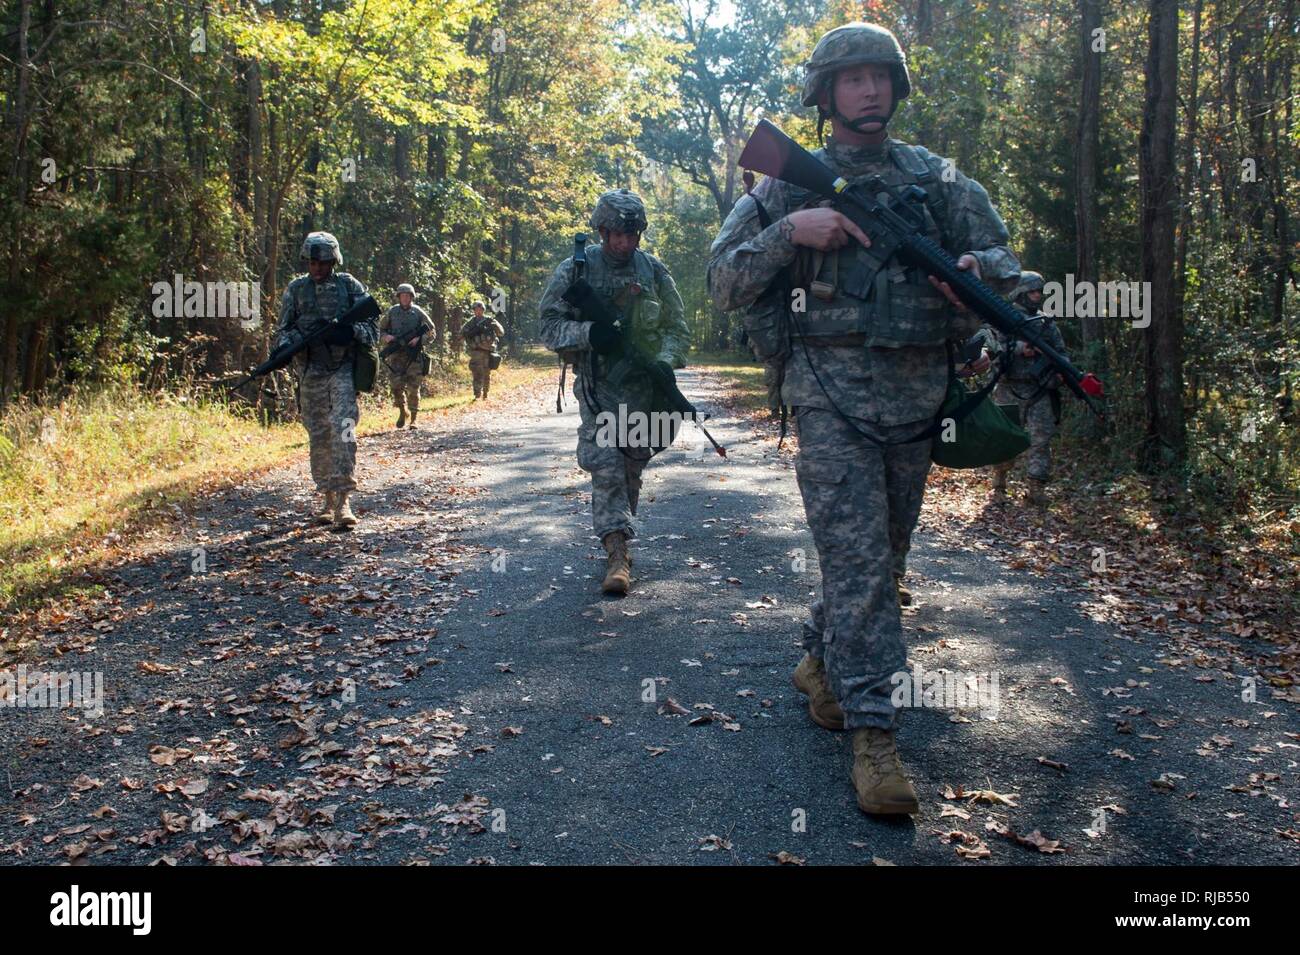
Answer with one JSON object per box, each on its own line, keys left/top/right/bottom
{"left": 228, "top": 294, "right": 380, "bottom": 391}
{"left": 737, "top": 119, "right": 1105, "bottom": 418}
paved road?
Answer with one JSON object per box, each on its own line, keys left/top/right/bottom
{"left": 2, "top": 370, "right": 1296, "bottom": 864}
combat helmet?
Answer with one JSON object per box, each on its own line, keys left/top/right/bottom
{"left": 300, "top": 231, "right": 343, "bottom": 267}
{"left": 802, "top": 23, "right": 911, "bottom": 130}
{"left": 589, "top": 189, "right": 648, "bottom": 234}
{"left": 397, "top": 283, "right": 415, "bottom": 297}
{"left": 1014, "top": 271, "right": 1045, "bottom": 300}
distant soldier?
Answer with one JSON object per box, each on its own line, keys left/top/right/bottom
{"left": 988, "top": 271, "right": 1068, "bottom": 505}
{"left": 538, "top": 188, "right": 689, "bottom": 595}
{"left": 380, "top": 283, "right": 434, "bottom": 428}
{"left": 276, "top": 232, "right": 378, "bottom": 529}
{"left": 462, "top": 300, "right": 504, "bottom": 400}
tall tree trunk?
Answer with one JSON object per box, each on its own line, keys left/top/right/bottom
{"left": 3, "top": 0, "right": 34, "bottom": 407}
{"left": 1075, "top": 0, "right": 1105, "bottom": 419}
{"left": 1139, "top": 0, "right": 1184, "bottom": 470}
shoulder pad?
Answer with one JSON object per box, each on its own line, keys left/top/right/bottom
{"left": 889, "top": 141, "right": 939, "bottom": 180}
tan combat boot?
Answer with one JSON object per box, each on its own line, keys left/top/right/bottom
{"left": 989, "top": 467, "right": 1008, "bottom": 503}
{"left": 791, "top": 655, "right": 845, "bottom": 730}
{"left": 315, "top": 492, "right": 335, "bottom": 525}
{"left": 1025, "top": 477, "right": 1048, "bottom": 506}
{"left": 601, "top": 531, "right": 632, "bottom": 594}
{"left": 851, "top": 728, "right": 919, "bottom": 816}
{"left": 408, "top": 407, "right": 418, "bottom": 428}
{"left": 333, "top": 492, "right": 358, "bottom": 529}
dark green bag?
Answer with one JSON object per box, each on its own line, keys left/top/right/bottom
{"left": 353, "top": 343, "right": 379, "bottom": 393}
{"left": 930, "top": 379, "right": 1029, "bottom": 469}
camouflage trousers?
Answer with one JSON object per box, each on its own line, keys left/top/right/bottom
{"left": 992, "top": 383, "right": 1057, "bottom": 481}
{"left": 388, "top": 371, "right": 423, "bottom": 415}
{"left": 762, "top": 362, "right": 781, "bottom": 413}
{"left": 469, "top": 351, "right": 494, "bottom": 398}
{"left": 795, "top": 406, "right": 932, "bottom": 731}
{"left": 298, "top": 367, "right": 360, "bottom": 494}
{"left": 572, "top": 369, "right": 653, "bottom": 540}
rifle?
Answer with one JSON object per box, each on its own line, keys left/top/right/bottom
{"left": 227, "top": 294, "right": 380, "bottom": 391}
{"left": 737, "top": 120, "right": 1105, "bottom": 418}
{"left": 561, "top": 233, "right": 726, "bottom": 457}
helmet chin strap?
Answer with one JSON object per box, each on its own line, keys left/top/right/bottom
{"left": 828, "top": 83, "right": 896, "bottom": 134}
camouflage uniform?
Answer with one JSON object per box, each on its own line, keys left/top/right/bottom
{"left": 708, "top": 89, "right": 1019, "bottom": 732}
{"left": 463, "top": 305, "right": 505, "bottom": 399}
{"left": 276, "top": 234, "right": 377, "bottom": 497}
{"left": 990, "top": 272, "right": 1068, "bottom": 485}
{"left": 380, "top": 289, "right": 433, "bottom": 423}
{"left": 538, "top": 192, "right": 688, "bottom": 544}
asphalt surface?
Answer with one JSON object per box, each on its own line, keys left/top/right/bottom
{"left": 2, "top": 368, "right": 1297, "bottom": 865}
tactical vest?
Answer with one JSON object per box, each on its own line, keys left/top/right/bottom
{"left": 578, "top": 245, "right": 662, "bottom": 355}
{"left": 386, "top": 305, "right": 426, "bottom": 340}
{"left": 292, "top": 273, "right": 360, "bottom": 372}
{"left": 789, "top": 142, "right": 959, "bottom": 348}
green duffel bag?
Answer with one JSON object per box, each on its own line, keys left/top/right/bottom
{"left": 353, "top": 342, "right": 380, "bottom": 394}
{"left": 930, "top": 378, "right": 1029, "bottom": 469}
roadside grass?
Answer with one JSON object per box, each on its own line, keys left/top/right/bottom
{"left": 0, "top": 346, "right": 556, "bottom": 620}
{"left": 689, "top": 349, "right": 773, "bottom": 414}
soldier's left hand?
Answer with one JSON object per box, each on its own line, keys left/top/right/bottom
{"left": 957, "top": 349, "right": 992, "bottom": 377}
{"left": 928, "top": 254, "right": 982, "bottom": 311}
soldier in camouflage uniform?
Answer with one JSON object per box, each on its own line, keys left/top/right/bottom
{"left": 988, "top": 271, "right": 1068, "bottom": 505}
{"left": 276, "top": 231, "right": 378, "bottom": 529}
{"left": 380, "top": 283, "right": 434, "bottom": 428}
{"left": 708, "top": 23, "right": 1018, "bottom": 815}
{"left": 539, "top": 189, "right": 689, "bottom": 595}
{"left": 462, "top": 301, "right": 505, "bottom": 400}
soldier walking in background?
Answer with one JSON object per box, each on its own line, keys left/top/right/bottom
{"left": 988, "top": 271, "right": 1069, "bottom": 505}
{"left": 380, "top": 283, "right": 434, "bottom": 428}
{"left": 462, "top": 300, "right": 505, "bottom": 400}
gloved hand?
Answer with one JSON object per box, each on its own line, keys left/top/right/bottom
{"left": 587, "top": 321, "right": 622, "bottom": 356}
{"left": 320, "top": 322, "right": 354, "bottom": 346}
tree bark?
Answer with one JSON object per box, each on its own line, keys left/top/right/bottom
{"left": 1139, "top": 0, "right": 1184, "bottom": 470}
{"left": 1075, "top": 0, "right": 1105, "bottom": 416}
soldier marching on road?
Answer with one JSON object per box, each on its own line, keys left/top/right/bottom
{"left": 380, "top": 283, "right": 434, "bottom": 429}
{"left": 708, "top": 23, "right": 1020, "bottom": 815}
{"left": 538, "top": 189, "right": 689, "bottom": 595}
{"left": 462, "top": 300, "right": 504, "bottom": 400}
{"left": 276, "top": 231, "right": 379, "bottom": 530}
{"left": 987, "top": 271, "right": 1070, "bottom": 505}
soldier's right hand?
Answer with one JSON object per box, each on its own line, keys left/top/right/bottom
{"left": 782, "top": 209, "right": 872, "bottom": 252}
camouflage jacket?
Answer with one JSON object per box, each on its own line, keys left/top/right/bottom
{"left": 276, "top": 272, "right": 377, "bottom": 376}
{"left": 538, "top": 243, "right": 689, "bottom": 369}
{"left": 707, "top": 135, "right": 1020, "bottom": 427}
{"left": 380, "top": 304, "right": 434, "bottom": 375}
{"left": 463, "top": 316, "right": 505, "bottom": 353}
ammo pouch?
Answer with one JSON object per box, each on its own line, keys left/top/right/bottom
{"left": 353, "top": 343, "right": 379, "bottom": 393}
